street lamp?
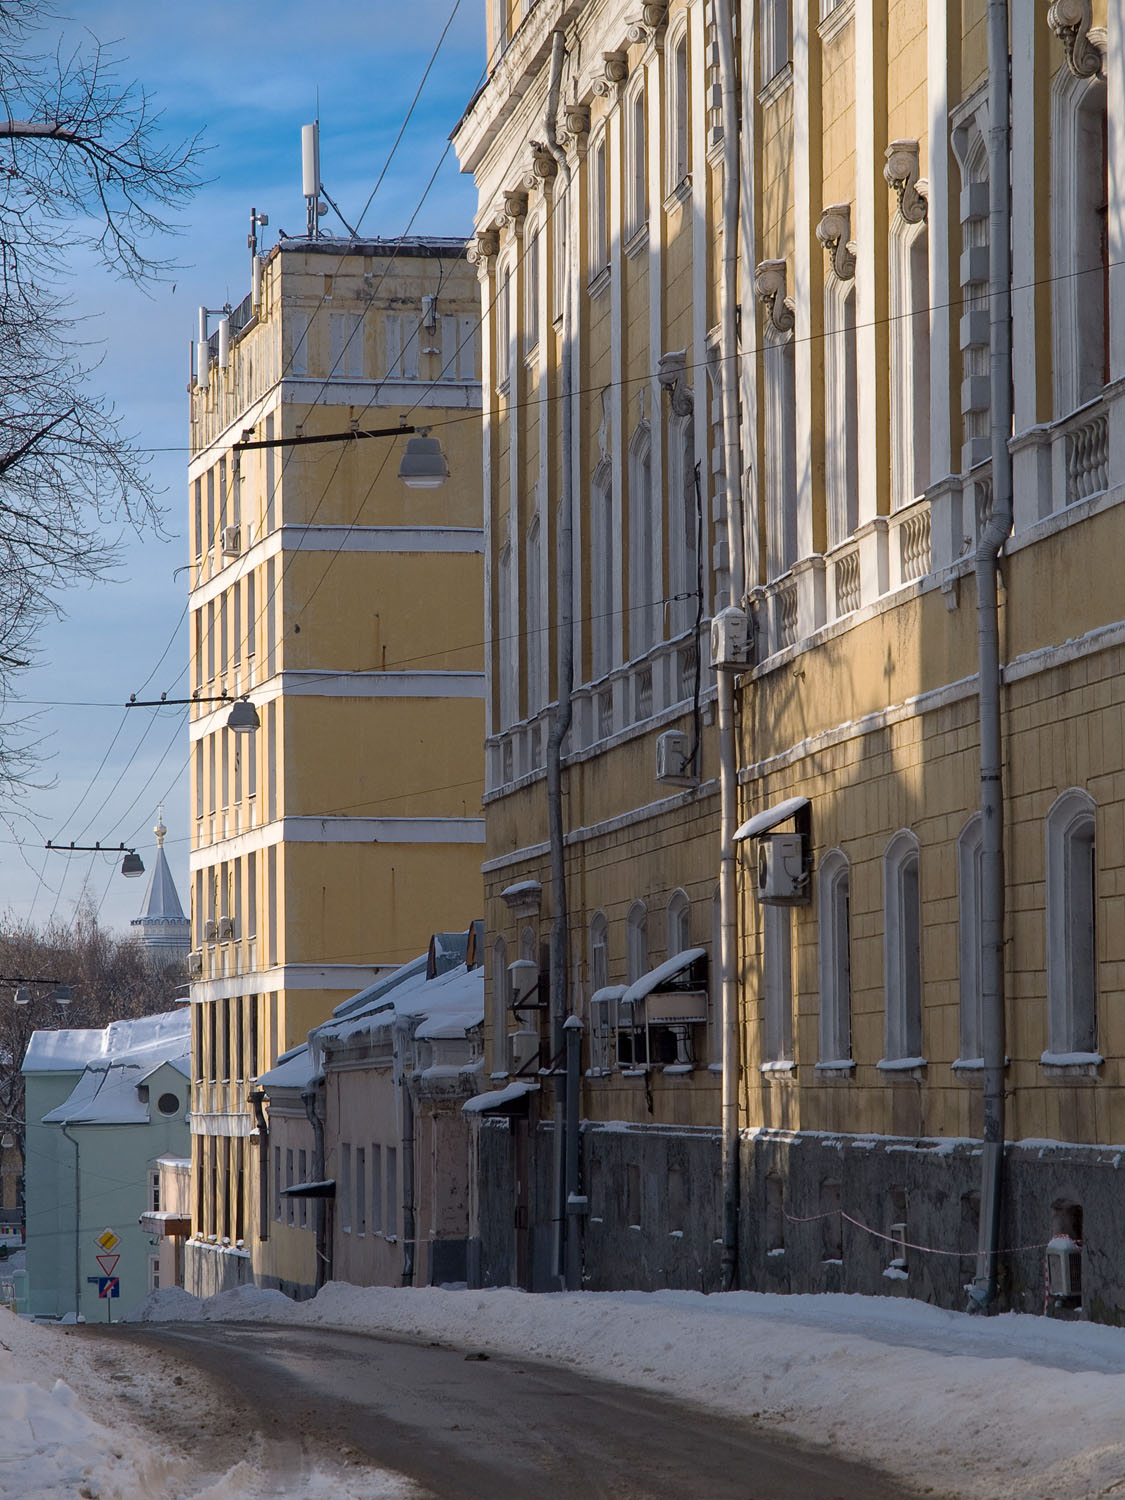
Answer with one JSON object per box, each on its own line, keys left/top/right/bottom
{"left": 45, "top": 841, "right": 144, "bottom": 879}
{"left": 3, "top": 976, "right": 70, "bottom": 1008}
{"left": 126, "top": 690, "right": 259, "bottom": 734}
{"left": 397, "top": 431, "right": 449, "bottom": 489}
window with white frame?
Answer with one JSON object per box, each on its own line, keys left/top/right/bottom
{"left": 668, "top": 29, "right": 689, "bottom": 194}
{"left": 491, "top": 936, "right": 510, "bottom": 1075}
{"left": 525, "top": 513, "right": 545, "bottom": 714}
{"left": 763, "top": 326, "right": 798, "bottom": 579}
{"left": 495, "top": 266, "right": 511, "bottom": 389}
{"left": 667, "top": 413, "right": 698, "bottom": 636}
{"left": 329, "top": 312, "right": 363, "bottom": 378}
{"left": 889, "top": 216, "right": 931, "bottom": 508}
{"left": 957, "top": 814, "right": 984, "bottom": 1064}
{"left": 759, "top": 0, "right": 790, "bottom": 87}
{"left": 1051, "top": 68, "right": 1108, "bottom": 415}
{"left": 882, "top": 830, "right": 924, "bottom": 1065}
{"left": 590, "top": 911, "right": 609, "bottom": 993}
{"left": 524, "top": 225, "right": 541, "bottom": 355}
{"left": 1045, "top": 789, "right": 1098, "bottom": 1060}
{"left": 589, "top": 133, "right": 609, "bottom": 280}
{"left": 626, "top": 901, "right": 648, "bottom": 983}
{"left": 552, "top": 182, "right": 568, "bottom": 318}
{"left": 628, "top": 423, "right": 658, "bottom": 659}
{"left": 626, "top": 82, "right": 648, "bottom": 239}
{"left": 588, "top": 911, "right": 614, "bottom": 1073}
{"left": 824, "top": 276, "right": 858, "bottom": 546}
{"left": 496, "top": 541, "right": 517, "bottom": 730}
{"left": 951, "top": 107, "right": 990, "bottom": 470}
{"left": 762, "top": 904, "right": 794, "bottom": 1065}
{"left": 816, "top": 850, "right": 852, "bottom": 1066}
{"left": 667, "top": 889, "right": 691, "bottom": 955}
{"left": 385, "top": 313, "right": 420, "bottom": 380}
{"left": 590, "top": 462, "right": 615, "bottom": 679}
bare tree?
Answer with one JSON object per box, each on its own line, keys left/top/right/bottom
{"left": 0, "top": 2, "right": 202, "bottom": 775}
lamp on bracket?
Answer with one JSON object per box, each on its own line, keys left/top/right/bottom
{"left": 126, "top": 690, "right": 259, "bottom": 734}
{"left": 45, "top": 841, "right": 145, "bottom": 879}
{"left": 397, "top": 429, "right": 450, "bottom": 489}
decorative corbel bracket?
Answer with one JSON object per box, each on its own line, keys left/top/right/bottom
{"left": 816, "top": 203, "right": 856, "bottom": 281}
{"left": 466, "top": 228, "right": 499, "bottom": 267}
{"left": 884, "top": 140, "right": 928, "bottom": 225}
{"left": 755, "top": 259, "right": 795, "bottom": 335}
{"left": 592, "top": 51, "right": 628, "bottom": 96}
{"left": 657, "top": 349, "right": 693, "bottom": 418}
{"left": 1048, "top": 0, "right": 1106, "bottom": 78}
{"left": 561, "top": 102, "right": 590, "bottom": 150}
{"left": 524, "top": 143, "right": 558, "bottom": 191}
{"left": 502, "top": 189, "right": 528, "bottom": 227}
{"left": 627, "top": 1, "right": 669, "bottom": 44}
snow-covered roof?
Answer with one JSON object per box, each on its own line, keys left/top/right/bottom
{"left": 257, "top": 1043, "right": 318, "bottom": 1093}
{"left": 23, "top": 1009, "right": 190, "bottom": 1075}
{"left": 462, "top": 1079, "right": 539, "bottom": 1114}
{"left": 622, "top": 948, "right": 707, "bottom": 1006}
{"left": 313, "top": 953, "right": 484, "bottom": 1055}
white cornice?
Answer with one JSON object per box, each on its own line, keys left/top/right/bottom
{"left": 189, "top": 964, "right": 392, "bottom": 1003}
{"left": 189, "top": 669, "right": 485, "bottom": 736}
{"left": 191, "top": 816, "right": 485, "bottom": 868}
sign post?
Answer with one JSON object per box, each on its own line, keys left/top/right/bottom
{"left": 93, "top": 1229, "right": 120, "bottom": 1323}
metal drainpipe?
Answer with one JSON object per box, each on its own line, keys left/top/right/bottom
{"left": 563, "top": 1015, "right": 583, "bottom": 1290}
{"left": 714, "top": 0, "right": 746, "bottom": 1293}
{"left": 60, "top": 1122, "right": 80, "bottom": 1319}
{"left": 543, "top": 28, "right": 574, "bottom": 1290}
{"left": 969, "top": 0, "right": 1013, "bottom": 1314}
{"left": 248, "top": 1087, "right": 269, "bottom": 1242}
{"left": 400, "top": 1070, "right": 416, "bottom": 1288}
{"left": 301, "top": 1086, "right": 329, "bottom": 1291}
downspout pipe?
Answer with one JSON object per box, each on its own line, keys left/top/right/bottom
{"left": 60, "top": 1122, "right": 80, "bottom": 1320}
{"left": 714, "top": 0, "right": 746, "bottom": 1293}
{"left": 543, "top": 28, "right": 574, "bottom": 1289}
{"left": 248, "top": 1087, "right": 270, "bottom": 1242}
{"left": 301, "top": 1085, "right": 329, "bottom": 1292}
{"left": 970, "top": 0, "right": 1012, "bottom": 1313}
{"left": 400, "top": 1067, "right": 416, "bottom": 1288}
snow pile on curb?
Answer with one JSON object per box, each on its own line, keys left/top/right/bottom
{"left": 132, "top": 1282, "right": 1125, "bottom": 1500}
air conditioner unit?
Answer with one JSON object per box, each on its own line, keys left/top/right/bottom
{"left": 202, "top": 919, "right": 218, "bottom": 942}
{"left": 217, "top": 915, "right": 235, "bottom": 941}
{"left": 755, "top": 833, "right": 809, "bottom": 904}
{"left": 1046, "top": 1235, "right": 1082, "bottom": 1301}
{"left": 655, "top": 729, "right": 696, "bottom": 785}
{"left": 221, "top": 525, "right": 241, "bottom": 557}
{"left": 507, "top": 958, "right": 542, "bottom": 1010}
{"left": 710, "top": 605, "right": 751, "bottom": 669}
{"left": 188, "top": 950, "right": 203, "bottom": 978}
{"left": 508, "top": 1029, "right": 540, "bottom": 1074}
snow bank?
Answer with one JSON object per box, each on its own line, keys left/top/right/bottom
{"left": 133, "top": 1282, "right": 1125, "bottom": 1500}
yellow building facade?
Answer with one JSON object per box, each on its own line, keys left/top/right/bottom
{"left": 184, "top": 237, "right": 485, "bottom": 1297}
{"left": 460, "top": 0, "right": 1125, "bottom": 1317}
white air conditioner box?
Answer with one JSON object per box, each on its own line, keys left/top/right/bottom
{"left": 655, "top": 729, "right": 695, "bottom": 785}
{"left": 202, "top": 919, "right": 218, "bottom": 942}
{"left": 507, "top": 958, "right": 540, "bottom": 1009}
{"left": 508, "top": 1029, "right": 540, "bottom": 1074}
{"left": 217, "top": 916, "right": 235, "bottom": 941}
{"left": 221, "top": 525, "right": 241, "bottom": 557}
{"left": 1046, "top": 1235, "right": 1082, "bottom": 1300}
{"left": 755, "top": 833, "right": 809, "bottom": 904}
{"left": 188, "top": 950, "right": 203, "bottom": 978}
{"left": 710, "top": 605, "right": 750, "bottom": 669}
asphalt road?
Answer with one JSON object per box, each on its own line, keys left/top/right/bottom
{"left": 82, "top": 1320, "right": 939, "bottom": 1500}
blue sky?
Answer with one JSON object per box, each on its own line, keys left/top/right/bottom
{"left": 1, "top": 1, "right": 484, "bottom": 935}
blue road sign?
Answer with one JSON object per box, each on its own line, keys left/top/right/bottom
{"left": 97, "top": 1277, "right": 119, "bottom": 1299}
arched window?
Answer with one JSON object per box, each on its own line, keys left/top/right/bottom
{"left": 667, "top": 889, "right": 691, "bottom": 955}
{"left": 588, "top": 910, "right": 613, "bottom": 1074}
{"left": 817, "top": 850, "right": 852, "bottom": 1067}
{"left": 667, "top": 413, "right": 698, "bottom": 638}
{"left": 519, "top": 925, "right": 537, "bottom": 963}
{"left": 589, "top": 132, "right": 609, "bottom": 279}
{"left": 957, "top": 814, "right": 984, "bottom": 1065}
{"left": 626, "top": 901, "right": 648, "bottom": 984}
{"left": 889, "top": 215, "right": 931, "bottom": 509}
{"left": 667, "top": 27, "right": 689, "bottom": 193}
{"left": 590, "top": 462, "right": 615, "bottom": 679}
{"left": 496, "top": 541, "right": 517, "bottom": 731}
{"left": 824, "top": 276, "right": 858, "bottom": 547}
{"left": 628, "top": 423, "right": 658, "bottom": 658}
{"left": 882, "top": 830, "right": 924, "bottom": 1066}
{"left": 951, "top": 116, "right": 990, "bottom": 470}
{"left": 589, "top": 911, "right": 609, "bottom": 993}
{"left": 762, "top": 905, "right": 793, "bottom": 1065}
{"left": 626, "top": 82, "right": 647, "bottom": 240}
{"left": 1045, "top": 789, "right": 1099, "bottom": 1060}
{"left": 490, "top": 936, "right": 510, "bottom": 1076}
{"left": 1052, "top": 67, "right": 1108, "bottom": 415}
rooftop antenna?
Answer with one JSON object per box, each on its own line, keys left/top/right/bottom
{"left": 301, "top": 114, "right": 359, "bottom": 240}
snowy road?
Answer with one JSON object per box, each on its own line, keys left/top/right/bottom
{"left": 85, "top": 1319, "right": 928, "bottom": 1500}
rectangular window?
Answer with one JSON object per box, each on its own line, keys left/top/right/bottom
{"left": 193, "top": 478, "right": 203, "bottom": 557}
{"left": 371, "top": 1145, "right": 383, "bottom": 1233}
{"left": 265, "top": 559, "right": 276, "bottom": 678}
{"left": 235, "top": 994, "right": 245, "bottom": 1081}
{"left": 289, "top": 308, "right": 309, "bottom": 377}
{"left": 298, "top": 1149, "right": 308, "bottom": 1229}
{"left": 386, "top": 1147, "right": 397, "bottom": 1239}
{"left": 247, "top": 851, "right": 257, "bottom": 936}
{"left": 208, "top": 735, "right": 216, "bottom": 815}
{"left": 385, "top": 313, "right": 420, "bottom": 379}
{"left": 330, "top": 312, "right": 364, "bottom": 377}
{"left": 628, "top": 86, "right": 647, "bottom": 235}
{"left": 150, "top": 1170, "right": 161, "bottom": 1213}
{"left": 205, "top": 468, "right": 215, "bottom": 555}
{"left": 496, "top": 269, "right": 511, "bottom": 389}
{"left": 442, "top": 314, "right": 478, "bottom": 380}
{"left": 246, "top": 569, "right": 257, "bottom": 659}
{"left": 340, "top": 1143, "right": 352, "bottom": 1232}
{"left": 247, "top": 719, "right": 257, "bottom": 803}
{"left": 221, "top": 733, "right": 229, "bottom": 810}
{"left": 524, "top": 228, "right": 540, "bottom": 353}
{"left": 760, "top": 0, "right": 790, "bottom": 86}
{"left": 285, "top": 1148, "right": 294, "bottom": 1227}
{"left": 220, "top": 995, "right": 231, "bottom": 1080}
{"left": 264, "top": 415, "right": 275, "bottom": 533}
{"left": 267, "top": 846, "right": 278, "bottom": 968}
{"left": 274, "top": 1145, "right": 282, "bottom": 1221}
{"left": 355, "top": 1146, "right": 366, "bottom": 1236}
{"left": 589, "top": 137, "right": 608, "bottom": 276}
{"left": 193, "top": 611, "right": 203, "bottom": 692}
{"left": 194, "top": 743, "right": 204, "bottom": 820}
{"left": 249, "top": 995, "right": 259, "bottom": 1079}
{"left": 206, "top": 601, "right": 215, "bottom": 682}
{"left": 553, "top": 186, "right": 568, "bottom": 317}
{"left": 266, "top": 700, "right": 277, "bottom": 820}
{"left": 218, "top": 457, "right": 228, "bottom": 538}
{"left": 232, "top": 581, "right": 242, "bottom": 667}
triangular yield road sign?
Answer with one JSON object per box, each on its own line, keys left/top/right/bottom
{"left": 96, "top": 1253, "right": 119, "bottom": 1276}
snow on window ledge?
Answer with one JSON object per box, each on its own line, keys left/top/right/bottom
{"left": 1040, "top": 1050, "right": 1103, "bottom": 1076}
{"left": 876, "top": 1056, "right": 927, "bottom": 1073}
{"left": 760, "top": 1059, "right": 796, "bottom": 1074}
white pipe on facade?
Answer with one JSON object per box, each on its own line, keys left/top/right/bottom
{"left": 714, "top": 0, "right": 746, "bottom": 1292}
{"left": 543, "top": 28, "right": 575, "bottom": 1289}
{"left": 60, "top": 1122, "right": 80, "bottom": 1319}
{"left": 970, "top": 0, "right": 1012, "bottom": 1313}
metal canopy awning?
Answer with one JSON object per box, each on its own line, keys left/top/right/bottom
{"left": 139, "top": 1211, "right": 191, "bottom": 1236}
{"left": 280, "top": 1179, "right": 336, "bottom": 1199}
{"left": 734, "top": 795, "right": 810, "bottom": 842}
{"left": 622, "top": 947, "right": 708, "bottom": 1006}
{"left": 462, "top": 1080, "right": 540, "bottom": 1116}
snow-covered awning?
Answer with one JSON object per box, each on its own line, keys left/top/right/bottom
{"left": 139, "top": 1210, "right": 191, "bottom": 1236}
{"left": 462, "top": 1080, "right": 540, "bottom": 1115}
{"left": 500, "top": 880, "right": 542, "bottom": 915}
{"left": 734, "top": 795, "right": 810, "bottom": 842}
{"left": 622, "top": 948, "right": 707, "bottom": 1006}
{"left": 280, "top": 1179, "right": 336, "bottom": 1199}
